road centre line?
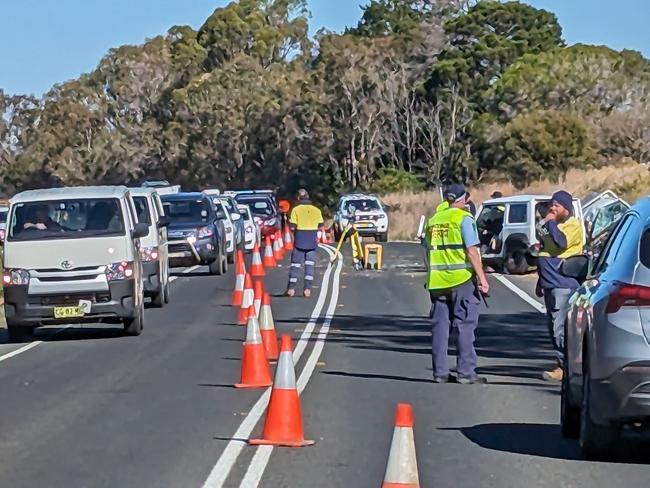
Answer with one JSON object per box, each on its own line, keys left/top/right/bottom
{"left": 201, "top": 245, "right": 340, "bottom": 488}
{"left": 240, "top": 244, "right": 343, "bottom": 487}
{"left": 0, "top": 264, "right": 201, "bottom": 364}
{"left": 492, "top": 274, "right": 546, "bottom": 314}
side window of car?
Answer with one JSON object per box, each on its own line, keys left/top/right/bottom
{"left": 593, "top": 214, "right": 635, "bottom": 275}
{"left": 507, "top": 204, "right": 528, "bottom": 224}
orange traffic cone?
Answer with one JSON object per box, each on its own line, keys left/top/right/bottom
{"left": 273, "top": 232, "right": 283, "bottom": 261}
{"left": 250, "top": 335, "right": 314, "bottom": 447}
{"left": 237, "top": 274, "right": 255, "bottom": 325}
{"left": 283, "top": 224, "right": 293, "bottom": 251}
{"left": 263, "top": 236, "right": 277, "bottom": 268}
{"left": 381, "top": 403, "right": 420, "bottom": 488}
{"left": 250, "top": 240, "right": 265, "bottom": 278}
{"left": 231, "top": 253, "right": 246, "bottom": 307}
{"left": 253, "top": 279, "right": 264, "bottom": 318}
{"left": 235, "top": 306, "right": 273, "bottom": 389}
{"left": 259, "top": 293, "right": 278, "bottom": 360}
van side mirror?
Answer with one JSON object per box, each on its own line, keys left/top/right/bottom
{"left": 560, "top": 255, "right": 590, "bottom": 283}
{"left": 231, "top": 213, "right": 241, "bottom": 221}
{"left": 157, "top": 216, "right": 171, "bottom": 228}
{"left": 216, "top": 210, "right": 226, "bottom": 220}
{"left": 132, "top": 222, "right": 149, "bottom": 239}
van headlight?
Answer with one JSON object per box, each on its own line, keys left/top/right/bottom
{"left": 106, "top": 261, "right": 135, "bottom": 281}
{"left": 2, "top": 268, "right": 30, "bottom": 286}
{"left": 197, "top": 227, "right": 214, "bottom": 239}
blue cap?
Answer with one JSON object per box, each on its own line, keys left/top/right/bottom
{"left": 444, "top": 184, "right": 467, "bottom": 202}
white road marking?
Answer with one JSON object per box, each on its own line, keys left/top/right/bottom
{"left": 201, "top": 245, "right": 340, "bottom": 488}
{"left": 492, "top": 274, "right": 546, "bottom": 314}
{"left": 0, "top": 264, "right": 202, "bottom": 364}
{"left": 241, "top": 245, "right": 343, "bottom": 487}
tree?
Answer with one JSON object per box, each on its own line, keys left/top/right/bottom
{"left": 490, "top": 110, "right": 595, "bottom": 188}
{"left": 427, "top": 1, "right": 564, "bottom": 104}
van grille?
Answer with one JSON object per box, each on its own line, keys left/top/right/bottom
{"left": 29, "top": 293, "right": 111, "bottom": 306}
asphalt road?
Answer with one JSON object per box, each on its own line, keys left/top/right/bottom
{"left": 1, "top": 242, "right": 649, "bottom": 487}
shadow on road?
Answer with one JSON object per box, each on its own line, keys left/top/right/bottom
{"left": 443, "top": 423, "right": 650, "bottom": 464}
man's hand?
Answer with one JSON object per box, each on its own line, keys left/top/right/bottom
{"left": 544, "top": 209, "right": 558, "bottom": 223}
{"left": 478, "top": 275, "right": 490, "bottom": 295}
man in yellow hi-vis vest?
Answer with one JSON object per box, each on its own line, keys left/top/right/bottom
{"left": 425, "top": 184, "right": 490, "bottom": 384}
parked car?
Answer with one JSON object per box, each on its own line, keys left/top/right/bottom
{"left": 476, "top": 194, "right": 585, "bottom": 274}
{"left": 334, "top": 193, "right": 389, "bottom": 242}
{"left": 130, "top": 188, "right": 171, "bottom": 307}
{"left": 560, "top": 198, "right": 650, "bottom": 459}
{"left": 232, "top": 191, "right": 280, "bottom": 239}
{"left": 204, "top": 192, "right": 237, "bottom": 263}
{"left": 0, "top": 203, "right": 9, "bottom": 241}
{"left": 237, "top": 204, "right": 259, "bottom": 252}
{"left": 581, "top": 191, "right": 630, "bottom": 260}
{"left": 215, "top": 194, "right": 245, "bottom": 247}
{"left": 2, "top": 186, "right": 148, "bottom": 341}
{"left": 161, "top": 193, "right": 227, "bottom": 275}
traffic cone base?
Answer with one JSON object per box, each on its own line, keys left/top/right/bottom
{"left": 235, "top": 343, "right": 273, "bottom": 389}
{"left": 249, "top": 389, "right": 314, "bottom": 447}
{"left": 249, "top": 335, "right": 313, "bottom": 447}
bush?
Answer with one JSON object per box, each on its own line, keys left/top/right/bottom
{"left": 371, "top": 168, "right": 425, "bottom": 195}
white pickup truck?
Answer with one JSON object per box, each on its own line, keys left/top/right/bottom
{"left": 476, "top": 192, "right": 629, "bottom": 274}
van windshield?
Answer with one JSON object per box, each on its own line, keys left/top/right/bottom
{"left": 8, "top": 198, "right": 125, "bottom": 241}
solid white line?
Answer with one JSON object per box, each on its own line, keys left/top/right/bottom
{"left": 0, "top": 341, "right": 42, "bottom": 362}
{"left": 492, "top": 274, "right": 545, "bottom": 314}
{"left": 0, "top": 264, "right": 202, "bottom": 364}
{"left": 201, "top": 245, "right": 338, "bottom": 488}
{"left": 241, "top": 247, "right": 343, "bottom": 487}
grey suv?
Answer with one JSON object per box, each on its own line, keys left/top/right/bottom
{"left": 561, "top": 197, "right": 650, "bottom": 458}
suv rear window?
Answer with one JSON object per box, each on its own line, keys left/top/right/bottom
{"left": 238, "top": 198, "right": 275, "bottom": 217}
{"left": 508, "top": 204, "right": 528, "bottom": 224}
{"left": 8, "top": 198, "right": 125, "bottom": 241}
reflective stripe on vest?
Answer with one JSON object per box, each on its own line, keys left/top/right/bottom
{"left": 426, "top": 207, "right": 474, "bottom": 290}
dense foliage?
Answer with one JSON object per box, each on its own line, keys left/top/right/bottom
{"left": 1, "top": 0, "right": 649, "bottom": 203}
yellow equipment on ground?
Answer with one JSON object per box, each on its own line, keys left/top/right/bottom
{"left": 331, "top": 223, "right": 365, "bottom": 270}
{"left": 364, "top": 243, "right": 383, "bottom": 270}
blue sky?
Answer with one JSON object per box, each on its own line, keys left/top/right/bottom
{"left": 1, "top": 0, "right": 649, "bottom": 96}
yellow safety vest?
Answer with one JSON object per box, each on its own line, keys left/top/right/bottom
{"left": 538, "top": 216, "right": 584, "bottom": 259}
{"left": 425, "top": 207, "right": 474, "bottom": 290}
{"left": 436, "top": 201, "right": 450, "bottom": 213}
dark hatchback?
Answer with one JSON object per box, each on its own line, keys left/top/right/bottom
{"left": 161, "top": 193, "right": 228, "bottom": 275}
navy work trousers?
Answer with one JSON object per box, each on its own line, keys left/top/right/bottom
{"left": 288, "top": 248, "right": 316, "bottom": 291}
{"left": 430, "top": 279, "right": 480, "bottom": 378}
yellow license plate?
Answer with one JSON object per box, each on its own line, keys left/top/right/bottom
{"left": 54, "top": 306, "right": 84, "bottom": 319}
{"left": 356, "top": 222, "right": 372, "bottom": 228}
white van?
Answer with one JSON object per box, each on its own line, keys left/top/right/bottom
{"left": 130, "top": 188, "right": 171, "bottom": 307}
{"left": 2, "top": 186, "right": 148, "bottom": 341}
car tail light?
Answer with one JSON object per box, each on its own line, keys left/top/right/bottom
{"left": 140, "top": 246, "right": 159, "bottom": 262}
{"left": 106, "top": 261, "right": 134, "bottom": 281}
{"left": 2, "top": 268, "right": 30, "bottom": 286}
{"left": 606, "top": 282, "right": 650, "bottom": 314}
{"left": 197, "top": 226, "right": 213, "bottom": 239}
{"left": 264, "top": 217, "right": 278, "bottom": 226}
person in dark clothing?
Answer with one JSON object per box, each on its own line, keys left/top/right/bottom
{"left": 286, "top": 189, "right": 324, "bottom": 298}
{"left": 536, "top": 190, "right": 584, "bottom": 382}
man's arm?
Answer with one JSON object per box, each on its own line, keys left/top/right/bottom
{"left": 460, "top": 216, "right": 489, "bottom": 294}
{"left": 545, "top": 220, "right": 568, "bottom": 249}
{"left": 467, "top": 246, "right": 489, "bottom": 294}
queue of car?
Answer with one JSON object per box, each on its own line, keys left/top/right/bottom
{"left": 0, "top": 182, "right": 264, "bottom": 342}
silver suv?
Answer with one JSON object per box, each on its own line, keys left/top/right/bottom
{"left": 561, "top": 197, "right": 650, "bottom": 458}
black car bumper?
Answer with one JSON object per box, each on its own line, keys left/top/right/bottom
{"left": 4, "top": 279, "right": 138, "bottom": 327}
{"left": 168, "top": 238, "right": 218, "bottom": 267}
{"left": 590, "top": 364, "right": 650, "bottom": 427}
